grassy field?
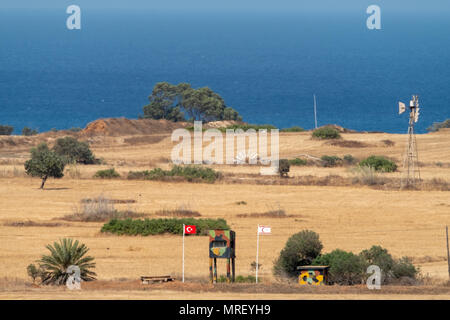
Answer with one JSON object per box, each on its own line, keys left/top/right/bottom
{"left": 0, "top": 129, "right": 449, "bottom": 299}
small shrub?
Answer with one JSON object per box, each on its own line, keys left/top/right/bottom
{"left": 94, "top": 168, "right": 120, "bottom": 179}
{"left": 288, "top": 158, "right": 308, "bottom": 166}
{"left": 53, "top": 137, "right": 97, "bottom": 164}
{"left": 22, "top": 127, "right": 38, "bottom": 136}
{"left": 278, "top": 159, "right": 290, "bottom": 177}
{"left": 235, "top": 201, "right": 247, "bottom": 205}
{"left": 343, "top": 154, "right": 356, "bottom": 165}
{"left": 321, "top": 155, "right": 342, "bottom": 167}
{"left": 27, "top": 264, "right": 43, "bottom": 284}
{"left": 392, "top": 257, "right": 418, "bottom": 279}
{"left": 63, "top": 195, "right": 140, "bottom": 222}
{"left": 359, "top": 245, "right": 394, "bottom": 283}
{"left": 0, "top": 125, "right": 14, "bottom": 135}
{"left": 273, "top": 230, "right": 323, "bottom": 278}
{"left": 427, "top": 119, "right": 450, "bottom": 132}
{"left": 350, "top": 166, "right": 386, "bottom": 186}
{"left": 101, "top": 217, "right": 229, "bottom": 236}
{"left": 312, "top": 249, "right": 366, "bottom": 285}
{"left": 281, "top": 126, "right": 305, "bottom": 132}
{"left": 381, "top": 139, "right": 395, "bottom": 147}
{"left": 312, "top": 127, "right": 341, "bottom": 140}
{"left": 359, "top": 156, "right": 397, "bottom": 172}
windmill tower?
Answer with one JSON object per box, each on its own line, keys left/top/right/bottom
{"left": 398, "top": 95, "right": 421, "bottom": 188}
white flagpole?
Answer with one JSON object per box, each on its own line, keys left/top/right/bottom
{"left": 256, "top": 225, "right": 260, "bottom": 283}
{"left": 182, "top": 224, "right": 185, "bottom": 283}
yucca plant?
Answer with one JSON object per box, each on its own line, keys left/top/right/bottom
{"left": 38, "top": 238, "right": 96, "bottom": 285}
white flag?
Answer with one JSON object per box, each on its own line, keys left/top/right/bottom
{"left": 258, "top": 225, "right": 271, "bottom": 234}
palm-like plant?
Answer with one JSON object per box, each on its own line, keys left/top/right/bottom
{"left": 38, "top": 238, "right": 96, "bottom": 285}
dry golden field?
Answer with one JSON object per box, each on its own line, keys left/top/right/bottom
{"left": 0, "top": 126, "right": 449, "bottom": 299}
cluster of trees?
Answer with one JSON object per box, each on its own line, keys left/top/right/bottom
{"left": 0, "top": 125, "right": 39, "bottom": 136}
{"left": 142, "top": 82, "right": 242, "bottom": 122}
{"left": 24, "top": 137, "right": 97, "bottom": 189}
{"left": 427, "top": 119, "right": 450, "bottom": 132}
{"left": 0, "top": 125, "right": 14, "bottom": 135}
{"left": 273, "top": 230, "right": 418, "bottom": 285}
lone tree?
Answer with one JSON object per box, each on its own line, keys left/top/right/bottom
{"left": 53, "top": 136, "right": 96, "bottom": 164}
{"left": 142, "top": 82, "right": 242, "bottom": 122}
{"left": 24, "top": 143, "right": 65, "bottom": 189}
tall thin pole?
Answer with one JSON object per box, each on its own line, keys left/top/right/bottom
{"left": 182, "top": 224, "right": 185, "bottom": 283}
{"left": 446, "top": 226, "right": 450, "bottom": 279}
{"left": 256, "top": 225, "right": 260, "bottom": 283}
{"left": 313, "top": 94, "right": 318, "bottom": 129}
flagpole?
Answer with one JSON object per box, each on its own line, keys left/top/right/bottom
{"left": 182, "top": 224, "right": 185, "bottom": 283}
{"left": 256, "top": 225, "right": 260, "bottom": 283}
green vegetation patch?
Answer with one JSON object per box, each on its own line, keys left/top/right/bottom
{"left": 94, "top": 168, "right": 121, "bottom": 179}
{"left": 101, "top": 217, "right": 229, "bottom": 236}
{"left": 128, "top": 165, "right": 221, "bottom": 183}
{"left": 312, "top": 126, "right": 341, "bottom": 140}
{"left": 359, "top": 155, "right": 397, "bottom": 172}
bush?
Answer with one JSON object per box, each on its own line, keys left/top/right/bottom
{"left": 321, "top": 155, "right": 342, "bottom": 167}
{"left": 94, "top": 168, "right": 120, "bottom": 179}
{"left": 359, "top": 245, "right": 395, "bottom": 283}
{"left": 351, "top": 166, "right": 386, "bottom": 186}
{"left": 359, "top": 156, "right": 397, "bottom": 172}
{"left": 128, "top": 165, "right": 221, "bottom": 183}
{"left": 53, "top": 137, "right": 97, "bottom": 164}
{"left": 391, "top": 257, "right": 418, "bottom": 279}
{"left": 0, "top": 125, "right": 14, "bottom": 135}
{"left": 273, "top": 230, "right": 323, "bottom": 278}
{"left": 427, "top": 119, "right": 450, "bottom": 132}
{"left": 312, "top": 127, "right": 341, "bottom": 140}
{"left": 22, "top": 127, "right": 38, "bottom": 136}
{"left": 288, "top": 158, "right": 308, "bottom": 166}
{"left": 101, "top": 217, "right": 229, "bottom": 236}
{"left": 312, "top": 249, "right": 366, "bottom": 285}
{"left": 278, "top": 159, "right": 290, "bottom": 177}
{"left": 359, "top": 246, "right": 418, "bottom": 284}
{"left": 63, "top": 195, "right": 141, "bottom": 222}
{"left": 281, "top": 126, "right": 305, "bottom": 132}
{"left": 343, "top": 154, "right": 356, "bottom": 165}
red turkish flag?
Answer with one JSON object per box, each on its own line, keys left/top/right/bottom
{"left": 184, "top": 225, "right": 196, "bottom": 234}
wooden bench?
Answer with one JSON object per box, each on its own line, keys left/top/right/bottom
{"left": 141, "top": 275, "right": 176, "bottom": 284}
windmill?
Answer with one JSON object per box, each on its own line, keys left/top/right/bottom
{"left": 398, "top": 95, "right": 421, "bottom": 188}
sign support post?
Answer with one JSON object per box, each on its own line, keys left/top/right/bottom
{"left": 256, "top": 224, "right": 260, "bottom": 283}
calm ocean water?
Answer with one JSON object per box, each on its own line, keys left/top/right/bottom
{"left": 0, "top": 9, "right": 449, "bottom": 133}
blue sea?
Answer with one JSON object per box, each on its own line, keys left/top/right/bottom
{"left": 1, "top": 8, "right": 449, "bottom": 134}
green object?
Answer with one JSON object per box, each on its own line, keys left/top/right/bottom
{"left": 359, "top": 155, "right": 397, "bottom": 172}
{"left": 24, "top": 143, "right": 65, "bottom": 189}
{"left": 38, "top": 238, "right": 96, "bottom": 285}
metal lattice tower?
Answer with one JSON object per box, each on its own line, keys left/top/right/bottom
{"left": 399, "top": 95, "right": 421, "bottom": 188}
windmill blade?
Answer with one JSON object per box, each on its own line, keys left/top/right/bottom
{"left": 415, "top": 108, "right": 420, "bottom": 123}
{"left": 399, "top": 102, "right": 406, "bottom": 114}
